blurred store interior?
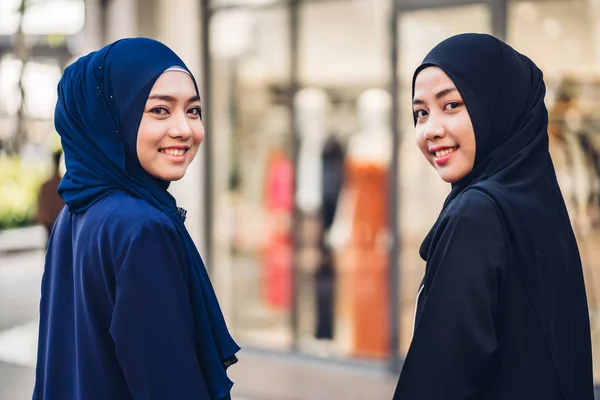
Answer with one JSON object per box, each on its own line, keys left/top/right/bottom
{"left": 2, "top": 0, "right": 600, "bottom": 385}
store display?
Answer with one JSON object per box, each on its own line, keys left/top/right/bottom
{"left": 330, "top": 89, "right": 392, "bottom": 358}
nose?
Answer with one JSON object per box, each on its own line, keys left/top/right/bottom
{"left": 167, "top": 111, "right": 193, "bottom": 140}
{"left": 423, "top": 114, "right": 445, "bottom": 141}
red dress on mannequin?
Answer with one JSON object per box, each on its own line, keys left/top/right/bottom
{"left": 262, "top": 150, "right": 294, "bottom": 310}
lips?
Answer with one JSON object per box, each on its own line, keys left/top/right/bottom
{"left": 429, "top": 145, "right": 458, "bottom": 166}
{"left": 159, "top": 146, "right": 189, "bottom": 156}
{"left": 429, "top": 145, "right": 458, "bottom": 157}
{"left": 433, "top": 147, "right": 457, "bottom": 158}
{"left": 160, "top": 148, "right": 186, "bottom": 156}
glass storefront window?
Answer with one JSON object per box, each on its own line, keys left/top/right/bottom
{"left": 207, "top": 1, "right": 600, "bottom": 380}
{"left": 209, "top": 4, "right": 293, "bottom": 350}
{"left": 208, "top": 0, "right": 394, "bottom": 360}
{"left": 296, "top": 0, "right": 391, "bottom": 360}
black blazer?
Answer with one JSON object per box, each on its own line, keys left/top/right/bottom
{"left": 393, "top": 190, "right": 594, "bottom": 400}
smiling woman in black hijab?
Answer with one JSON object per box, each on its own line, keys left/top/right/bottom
{"left": 393, "top": 34, "right": 594, "bottom": 399}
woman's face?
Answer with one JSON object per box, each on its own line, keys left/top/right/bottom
{"left": 413, "top": 66, "right": 476, "bottom": 183}
{"left": 137, "top": 71, "right": 204, "bottom": 181}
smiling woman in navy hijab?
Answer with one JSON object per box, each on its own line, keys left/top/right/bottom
{"left": 393, "top": 34, "right": 594, "bottom": 399}
{"left": 33, "top": 38, "right": 239, "bottom": 400}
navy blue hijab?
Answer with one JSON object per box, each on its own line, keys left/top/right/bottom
{"left": 415, "top": 34, "right": 589, "bottom": 398}
{"left": 55, "top": 38, "right": 239, "bottom": 399}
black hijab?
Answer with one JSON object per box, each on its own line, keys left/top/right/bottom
{"left": 414, "top": 33, "right": 591, "bottom": 398}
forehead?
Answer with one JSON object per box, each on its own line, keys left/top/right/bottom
{"left": 150, "top": 71, "right": 197, "bottom": 95}
{"left": 413, "top": 66, "right": 457, "bottom": 98}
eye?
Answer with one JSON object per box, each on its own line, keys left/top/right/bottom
{"left": 444, "top": 102, "right": 463, "bottom": 111}
{"left": 413, "top": 109, "right": 428, "bottom": 120}
{"left": 150, "top": 106, "right": 169, "bottom": 116}
{"left": 188, "top": 106, "right": 202, "bottom": 118}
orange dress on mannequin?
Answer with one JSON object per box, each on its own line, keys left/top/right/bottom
{"left": 341, "top": 160, "right": 389, "bottom": 358}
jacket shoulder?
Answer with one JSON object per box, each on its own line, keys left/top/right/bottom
{"left": 444, "top": 188, "right": 502, "bottom": 224}
{"left": 85, "top": 191, "right": 177, "bottom": 239}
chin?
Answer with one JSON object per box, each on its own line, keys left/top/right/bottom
{"left": 153, "top": 168, "right": 186, "bottom": 182}
{"left": 160, "top": 172, "right": 185, "bottom": 181}
{"left": 167, "top": 175, "right": 185, "bottom": 182}
{"left": 438, "top": 170, "right": 467, "bottom": 184}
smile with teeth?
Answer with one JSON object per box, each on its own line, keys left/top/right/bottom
{"left": 434, "top": 147, "right": 458, "bottom": 158}
{"left": 160, "top": 148, "right": 187, "bottom": 156}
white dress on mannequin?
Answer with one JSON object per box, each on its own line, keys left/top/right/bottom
{"left": 294, "top": 87, "right": 331, "bottom": 215}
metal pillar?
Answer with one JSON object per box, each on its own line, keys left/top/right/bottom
{"left": 389, "top": 0, "right": 402, "bottom": 375}
{"left": 201, "top": 0, "right": 214, "bottom": 269}
{"left": 290, "top": 0, "right": 301, "bottom": 352}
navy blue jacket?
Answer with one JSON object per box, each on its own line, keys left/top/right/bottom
{"left": 34, "top": 192, "right": 215, "bottom": 400}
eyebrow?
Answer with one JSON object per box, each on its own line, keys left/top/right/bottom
{"left": 147, "top": 94, "right": 201, "bottom": 103}
{"left": 412, "top": 87, "right": 458, "bottom": 106}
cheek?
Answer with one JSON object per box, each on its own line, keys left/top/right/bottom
{"left": 136, "top": 132, "right": 151, "bottom": 162}
{"left": 449, "top": 116, "right": 475, "bottom": 160}
{"left": 138, "top": 136, "right": 160, "bottom": 164}
{"left": 458, "top": 124, "right": 476, "bottom": 162}
{"left": 184, "top": 123, "right": 204, "bottom": 161}
{"left": 415, "top": 128, "right": 431, "bottom": 159}
{"left": 192, "top": 121, "right": 205, "bottom": 145}
{"left": 137, "top": 120, "right": 162, "bottom": 150}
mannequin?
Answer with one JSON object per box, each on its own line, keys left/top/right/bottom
{"left": 295, "top": 88, "right": 330, "bottom": 215}
{"left": 262, "top": 107, "right": 294, "bottom": 311}
{"left": 314, "top": 132, "right": 346, "bottom": 342}
{"left": 294, "top": 87, "right": 336, "bottom": 347}
{"left": 329, "top": 88, "right": 392, "bottom": 358}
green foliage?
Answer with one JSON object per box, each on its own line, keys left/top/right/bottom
{"left": 0, "top": 156, "right": 48, "bottom": 231}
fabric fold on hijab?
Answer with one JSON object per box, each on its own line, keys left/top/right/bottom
{"left": 55, "top": 37, "right": 239, "bottom": 400}
{"left": 414, "top": 33, "right": 585, "bottom": 399}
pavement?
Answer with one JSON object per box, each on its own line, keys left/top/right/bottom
{"left": 0, "top": 250, "right": 44, "bottom": 400}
